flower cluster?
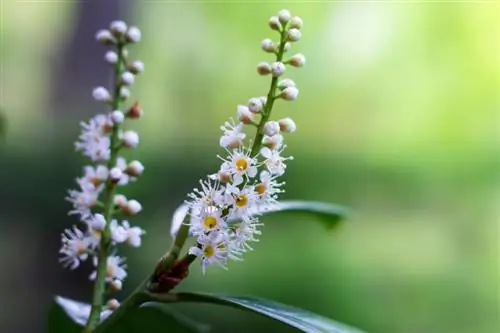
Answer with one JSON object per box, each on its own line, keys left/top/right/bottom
{"left": 60, "top": 20, "right": 145, "bottom": 295}
{"left": 185, "top": 9, "right": 303, "bottom": 274}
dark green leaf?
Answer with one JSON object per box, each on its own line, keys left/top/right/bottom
{"left": 171, "top": 200, "right": 349, "bottom": 237}
{"left": 0, "top": 108, "right": 6, "bottom": 141}
{"left": 48, "top": 296, "right": 208, "bottom": 333}
{"left": 163, "top": 292, "right": 366, "bottom": 333}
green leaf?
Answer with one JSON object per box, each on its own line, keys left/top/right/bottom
{"left": 162, "top": 292, "right": 366, "bottom": 333}
{"left": 0, "top": 108, "right": 6, "bottom": 141}
{"left": 170, "top": 200, "right": 349, "bottom": 238}
{"left": 48, "top": 296, "right": 209, "bottom": 333}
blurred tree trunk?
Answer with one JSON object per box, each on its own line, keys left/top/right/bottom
{"left": 50, "top": 0, "right": 132, "bottom": 119}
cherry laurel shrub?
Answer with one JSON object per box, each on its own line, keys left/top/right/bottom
{"left": 50, "top": 9, "right": 363, "bottom": 333}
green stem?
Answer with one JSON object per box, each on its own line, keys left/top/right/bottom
{"left": 251, "top": 27, "right": 288, "bottom": 156}
{"left": 83, "top": 42, "right": 125, "bottom": 333}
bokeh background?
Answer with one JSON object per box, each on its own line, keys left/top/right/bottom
{"left": 0, "top": 0, "right": 499, "bottom": 332}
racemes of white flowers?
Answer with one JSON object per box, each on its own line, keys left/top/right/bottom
{"left": 60, "top": 20, "right": 145, "bottom": 292}
{"left": 184, "top": 9, "right": 303, "bottom": 275}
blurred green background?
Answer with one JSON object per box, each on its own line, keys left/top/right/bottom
{"left": 0, "top": 0, "right": 499, "bottom": 332}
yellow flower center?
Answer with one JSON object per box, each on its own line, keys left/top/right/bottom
{"left": 204, "top": 245, "right": 215, "bottom": 257}
{"left": 235, "top": 158, "right": 248, "bottom": 172}
{"left": 255, "top": 183, "right": 266, "bottom": 195}
{"left": 203, "top": 216, "right": 218, "bottom": 230}
{"left": 235, "top": 194, "right": 248, "bottom": 207}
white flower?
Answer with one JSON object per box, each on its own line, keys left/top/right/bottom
{"left": 288, "top": 53, "right": 306, "bottom": 67}
{"left": 280, "top": 86, "right": 299, "bottom": 101}
{"left": 219, "top": 148, "right": 258, "bottom": 186}
{"left": 237, "top": 105, "right": 254, "bottom": 124}
{"left": 95, "top": 30, "right": 115, "bottom": 44}
{"left": 111, "top": 110, "right": 124, "bottom": 124}
{"left": 190, "top": 206, "right": 226, "bottom": 235}
{"left": 226, "top": 184, "right": 259, "bottom": 217}
{"left": 66, "top": 179, "right": 102, "bottom": 220}
{"left": 59, "top": 226, "right": 91, "bottom": 269}
{"left": 107, "top": 299, "right": 120, "bottom": 310}
{"left": 260, "top": 146, "right": 292, "bottom": 176}
{"left": 92, "top": 87, "right": 111, "bottom": 102}
{"left": 262, "top": 134, "right": 284, "bottom": 150}
{"left": 121, "top": 221, "right": 145, "bottom": 247}
{"left": 90, "top": 255, "right": 127, "bottom": 282}
{"left": 219, "top": 121, "right": 246, "bottom": 149}
{"left": 248, "top": 97, "right": 263, "bottom": 113}
{"left": 278, "top": 9, "right": 291, "bottom": 24}
{"left": 287, "top": 28, "right": 301, "bottom": 42}
{"left": 126, "top": 160, "right": 144, "bottom": 177}
{"left": 83, "top": 165, "right": 109, "bottom": 186}
{"left": 189, "top": 231, "right": 229, "bottom": 275}
{"left": 110, "top": 21, "right": 127, "bottom": 36}
{"left": 255, "top": 170, "right": 284, "bottom": 203}
{"left": 278, "top": 117, "right": 297, "bottom": 133}
{"left": 109, "top": 220, "right": 128, "bottom": 244}
{"left": 271, "top": 62, "right": 286, "bottom": 77}
{"left": 121, "top": 71, "right": 135, "bottom": 86}
{"left": 115, "top": 157, "right": 132, "bottom": 185}
{"left": 109, "top": 167, "right": 123, "bottom": 182}
{"left": 90, "top": 213, "right": 107, "bottom": 231}
{"left": 230, "top": 218, "right": 262, "bottom": 253}
{"left": 126, "top": 26, "right": 141, "bottom": 43}
{"left": 264, "top": 121, "right": 280, "bottom": 136}
{"left": 124, "top": 199, "right": 142, "bottom": 215}
{"left": 75, "top": 114, "right": 113, "bottom": 162}
{"left": 122, "top": 130, "right": 139, "bottom": 148}
{"left": 186, "top": 179, "right": 226, "bottom": 213}
{"left": 104, "top": 51, "right": 118, "bottom": 64}
{"left": 114, "top": 194, "right": 128, "bottom": 208}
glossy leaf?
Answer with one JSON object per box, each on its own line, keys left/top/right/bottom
{"left": 48, "top": 296, "right": 207, "bottom": 333}
{"left": 164, "top": 292, "right": 366, "bottom": 333}
{"left": 170, "top": 200, "right": 349, "bottom": 238}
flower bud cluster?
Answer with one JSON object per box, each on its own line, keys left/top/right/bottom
{"left": 61, "top": 21, "right": 145, "bottom": 292}
{"left": 184, "top": 10, "right": 303, "bottom": 274}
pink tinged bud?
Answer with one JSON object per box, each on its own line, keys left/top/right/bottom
{"left": 280, "top": 87, "right": 299, "bottom": 101}
{"left": 124, "top": 199, "right": 142, "bottom": 215}
{"left": 109, "top": 167, "right": 123, "bottom": 182}
{"left": 110, "top": 279, "right": 122, "bottom": 292}
{"left": 261, "top": 39, "right": 276, "bottom": 53}
{"left": 129, "top": 60, "right": 144, "bottom": 74}
{"left": 107, "top": 298, "right": 120, "bottom": 310}
{"left": 268, "top": 16, "right": 282, "bottom": 31}
{"left": 248, "top": 97, "right": 263, "bottom": 113}
{"left": 122, "top": 131, "right": 139, "bottom": 148}
{"left": 278, "top": 9, "right": 292, "bottom": 25}
{"left": 110, "top": 21, "right": 127, "bottom": 37}
{"left": 237, "top": 105, "right": 254, "bottom": 124}
{"left": 104, "top": 51, "right": 118, "bottom": 64}
{"left": 271, "top": 62, "right": 286, "bottom": 77}
{"left": 111, "top": 110, "right": 125, "bottom": 124}
{"left": 114, "top": 194, "right": 128, "bottom": 208}
{"left": 277, "top": 78, "right": 296, "bottom": 90}
{"left": 264, "top": 121, "right": 280, "bottom": 136}
{"left": 121, "top": 71, "right": 135, "bottom": 86}
{"left": 290, "top": 16, "right": 303, "bottom": 29}
{"left": 92, "top": 87, "right": 111, "bottom": 102}
{"left": 287, "top": 28, "right": 301, "bottom": 42}
{"left": 126, "top": 160, "right": 144, "bottom": 177}
{"left": 288, "top": 53, "right": 306, "bottom": 67}
{"left": 218, "top": 171, "right": 232, "bottom": 183}
{"left": 95, "top": 29, "right": 115, "bottom": 44}
{"left": 257, "top": 62, "right": 272, "bottom": 76}
{"left": 278, "top": 117, "right": 297, "bottom": 133}
{"left": 127, "top": 102, "right": 143, "bottom": 119}
{"left": 126, "top": 27, "right": 141, "bottom": 43}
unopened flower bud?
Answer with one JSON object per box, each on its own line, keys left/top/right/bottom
{"left": 107, "top": 298, "right": 120, "bottom": 310}
{"left": 237, "top": 105, "right": 254, "bottom": 124}
{"left": 283, "top": 42, "right": 291, "bottom": 53}
{"left": 92, "top": 87, "right": 111, "bottom": 102}
{"left": 124, "top": 199, "right": 142, "bottom": 215}
{"left": 261, "top": 39, "right": 276, "bottom": 53}
{"left": 129, "top": 60, "right": 144, "bottom": 74}
{"left": 119, "top": 87, "right": 130, "bottom": 100}
{"left": 271, "top": 62, "right": 286, "bottom": 77}
{"left": 126, "top": 27, "right": 141, "bottom": 43}
{"left": 111, "top": 110, "right": 125, "bottom": 124}
{"left": 91, "top": 214, "right": 107, "bottom": 231}
{"left": 262, "top": 134, "right": 284, "bottom": 150}
{"left": 264, "top": 121, "right": 280, "bottom": 136}
{"left": 288, "top": 53, "right": 306, "bottom": 67}
{"left": 280, "top": 87, "right": 299, "bottom": 101}
{"left": 122, "top": 131, "right": 139, "bottom": 148}
{"left": 110, "top": 280, "right": 122, "bottom": 292}
{"left": 121, "top": 71, "right": 135, "bottom": 86}
{"left": 127, "top": 102, "right": 143, "bottom": 119}
{"left": 260, "top": 96, "right": 268, "bottom": 105}
{"left": 126, "top": 160, "right": 144, "bottom": 177}
{"left": 109, "top": 167, "right": 123, "bottom": 182}
{"left": 268, "top": 16, "right": 281, "bottom": 31}
{"left": 218, "top": 171, "right": 232, "bottom": 183}
{"left": 114, "top": 194, "right": 128, "bottom": 208}
{"left": 290, "top": 16, "right": 303, "bottom": 29}
{"left": 110, "top": 21, "right": 127, "bottom": 37}
{"left": 248, "top": 97, "right": 263, "bottom": 113}
{"left": 95, "top": 29, "right": 115, "bottom": 44}
{"left": 277, "top": 78, "right": 296, "bottom": 90}
{"left": 287, "top": 28, "right": 301, "bottom": 42}
{"left": 278, "top": 117, "right": 297, "bottom": 133}
{"left": 278, "top": 9, "right": 291, "bottom": 25}
{"left": 104, "top": 51, "right": 118, "bottom": 64}
{"left": 257, "top": 62, "right": 272, "bottom": 76}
